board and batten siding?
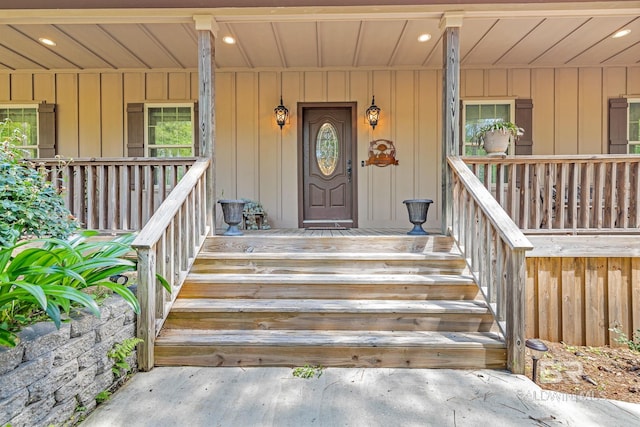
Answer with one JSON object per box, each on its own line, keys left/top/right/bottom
{"left": 1, "top": 66, "right": 639, "bottom": 228}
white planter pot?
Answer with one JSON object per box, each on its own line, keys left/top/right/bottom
{"left": 482, "top": 130, "right": 511, "bottom": 156}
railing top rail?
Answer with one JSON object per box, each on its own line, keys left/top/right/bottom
{"left": 132, "top": 158, "right": 210, "bottom": 249}
{"left": 449, "top": 156, "right": 533, "bottom": 251}
{"left": 462, "top": 154, "right": 640, "bottom": 165}
{"left": 34, "top": 157, "right": 199, "bottom": 166}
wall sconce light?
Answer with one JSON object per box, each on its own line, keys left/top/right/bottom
{"left": 525, "top": 339, "right": 549, "bottom": 383}
{"left": 366, "top": 96, "right": 381, "bottom": 130}
{"left": 274, "top": 96, "right": 289, "bottom": 129}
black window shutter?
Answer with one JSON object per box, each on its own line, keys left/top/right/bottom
{"left": 609, "top": 98, "right": 628, "bottom": 154}
{"left": 514, "top": 99, "right": 533, "bottom": 155}
{"left": 193, "top": 102, "right": 200, "bottom": 156}
{"left": 127, "top": 103, "right": 144, "bottom": 157}
{"left": 38, "top": 102, "right": 56, "bottom": 158}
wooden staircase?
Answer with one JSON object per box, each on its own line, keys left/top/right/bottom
{"left": 154, "top": 234, "right": 507, "bottom": 369}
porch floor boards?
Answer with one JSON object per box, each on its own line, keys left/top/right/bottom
{"left": 154, "top": 232, "right": 506, "bottom": 369}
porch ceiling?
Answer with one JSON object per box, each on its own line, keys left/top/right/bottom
{"left": 0, "top": 3, "right": 638, "bottom": 71}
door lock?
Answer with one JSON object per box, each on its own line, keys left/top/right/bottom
{"left": 346, "top": 160, "right": 352, "bottom": 183}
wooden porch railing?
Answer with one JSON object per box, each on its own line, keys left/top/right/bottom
{"left": 448, "top": 156, "right": 533, "bottom": 374}
{"left": 463, "top": 155, "right": 640, "bottom": 233}
{"left": 38, "top": 157, "right": 197, "bottom": 232}
{"left": 130, "top": 158, "right": 210, "bottom": 371}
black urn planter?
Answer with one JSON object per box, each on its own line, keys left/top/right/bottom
{"left": 218, "top": 199, "right": 246, "bottom": 236}
{"left": 402, "top": 199, "right": 433, "bottom": 235}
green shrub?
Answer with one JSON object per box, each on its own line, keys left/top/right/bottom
{"left": 0, "top": 232, "right": 141, "bottom": 347}
{"left": 108, "top": 337, "right": 144, "bottom": 376}
{"left": 0, "top": 119, "right": 78, "bottom": 247}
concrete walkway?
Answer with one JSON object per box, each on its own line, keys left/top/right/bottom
{"left": 81, "top": 367, "right": 640, "bottom": 427}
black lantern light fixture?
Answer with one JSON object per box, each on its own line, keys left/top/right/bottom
{"left": 366, "top": 96, "right": 381, "bottom": 130}
{"left": 274, "top": 96, "right": 289, "bottom": 130}
{"left": 525, "top": 339, "right": 549, "bottom": 383}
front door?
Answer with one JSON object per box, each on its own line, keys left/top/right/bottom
{"left": 299, "top": 103, "right": 357, "bottom": 228}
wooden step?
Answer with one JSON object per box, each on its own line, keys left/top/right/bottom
{"left": 163, "top": 299, "right": 498, "bottom": 332}
{"left": 202, "top": 235, "right": 460, "bottom": 255}
{"left": 190, "top": 255, "right": 467, "bottom": 275}
{"left": 179, "top": 273, "right": 480, "bottom": 300}
{"left": 154, "top": 329, "right": 507, "bottom": 369}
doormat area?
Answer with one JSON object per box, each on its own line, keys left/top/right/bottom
{"left": 306, "top": 227, "right": 350, "bottom": 230}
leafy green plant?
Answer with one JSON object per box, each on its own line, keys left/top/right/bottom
{"left": 474, "top": 120, "right": 524, "bottom": 142}
{"left": 609, "top": 325, "right": 640, "bottom": 352}
{"left": 108, "top": 337, "right": 143, "bottom": 376}
{"left": 0, "top": 119, "right": 78, "bottom": 247}
{"left": 292, "top": 364, "right": 324, "bottom": 379}
{"left": 0, "top": 232, "right": 148, "bottom": 347}
{"left": 241, "top": 198, "right": 271, "bottom": 230}
{"left": 95, "top": 390, "right": 111, "bottom": 404}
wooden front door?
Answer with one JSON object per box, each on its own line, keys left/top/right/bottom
{"left": 298, "top": 103, "right": 357, "bottom": 228}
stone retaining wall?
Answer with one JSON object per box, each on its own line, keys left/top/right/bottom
{"left": 0, "top": 294, "right": 137, "bottom": 427}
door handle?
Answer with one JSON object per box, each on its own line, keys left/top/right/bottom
{"left": 347, "top": 160, "right": 352, "bottom": 183}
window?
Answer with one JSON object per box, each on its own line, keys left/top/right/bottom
{"left": 0, "top": 105, "right": 38, "bottom": 157}
{"left": 463, "top": 101, "right": 515, "bottom": 156}
{"left": 629, "top": 100, "right": 640, "bottom": 154}
{"left": 144, "top": 104, "right": 194, "bottom": 157}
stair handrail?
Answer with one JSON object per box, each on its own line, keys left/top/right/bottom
{"left": 448, "top": 156, "right": 533, "bottom": 374}
{"left": 132, "top": 157, "right": 211, "bottom": 371}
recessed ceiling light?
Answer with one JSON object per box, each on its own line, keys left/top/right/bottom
{"left": 222, "top": 36, "right": 236, "bottom": 45}
{"left": 612, "top": 29, "right": 631, "bottom": 39}
{"left": 38, "top": 38, "right": 56, "bottom": 46}
{"left": 418, "top": 33, "right": 432, "bottom": 42}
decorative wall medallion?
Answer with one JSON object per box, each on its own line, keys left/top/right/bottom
{"left": 365, "top": 139, "right": 399, "bottom": 167}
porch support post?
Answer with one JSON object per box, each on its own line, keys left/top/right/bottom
{"left": 194, "top": 15, "right": 218, "bottom": 235}
{"left": 440, "top": 13, "right": 463, "bottom": 235}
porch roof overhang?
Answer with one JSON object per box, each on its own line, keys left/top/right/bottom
{"left": 0, "top": 1, "right": 638, "bottom": 72}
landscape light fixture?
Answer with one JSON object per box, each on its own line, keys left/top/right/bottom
{"left": 274, "top": 96, "right": 289, "bottom": 130}
{"left": 525, "top": 339, "right": 549, "bottom": 383}
{"left": 366, "top": 96, "right": 381, "bottom": 130}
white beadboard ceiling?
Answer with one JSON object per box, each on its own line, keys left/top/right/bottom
{"left": 0, "top": 6, "right": 638, "bottom": 71}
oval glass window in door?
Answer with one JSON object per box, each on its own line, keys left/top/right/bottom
{"left": 316, "top": 122, "right": 339, "bottom": 176}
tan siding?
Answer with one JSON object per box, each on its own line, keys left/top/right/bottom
{"left": 168, "top": 72, "right": 190, "bottom": 100}
{"left": 327, "top": 71, "right": 348, "bottom": 101}
{"left": 146, "top": 72, "right": 167, "bottom": 101}
{"left": 214, "top": 72, "right": 236, "bottom": 212}
{"left": 488, "top": 69, "right": 508, "bottom": 97}
{"left": 78, "top": 73, "right": 101, "bottom": 157}
{"left": 281, "top": 71, "right": 301, "bottom": 227}
{"left": 554, "top": 68, "right": 579, "bottom": 155}
{"left": 258, "top": 72, "right": 279, "bottom": 221}
{"left": 394, "top": 70, "right": 416, "bottom": 222}
{"left": 370, "top": 70, "right": 392, "bottom": 225}
{"left": 463, "top": 69, "right": 484, "bottom": 97}
{"left": 304, "top": 71, "right": 324, "bottom": 102}
{"left": 629, "top": 67, "right": 640, "bottom": 95}
{"left": 578, "top": 68, "right": 602, "bottom": 154}
{"left": 190, "top": 72, "right": 199, "bottom": 100}
{"left": 350, "top": 70, "right": 371, "bottom": 225}
{"left": 101, "top": 73, "right": 124, "bottom": 157}
{"left": 509, "top": 68, "right": 531, "bottom": 98}
{"left": 56, "top": 73, "right": 79, "bottom": 157}
{"left": 0, "top": 74, "right": 9, "bottom": 100}
{"left": 235, "top": 72, "right": 258, "bottom": 200}
{"left": 11, "top": 73, "right": 33, "bottom": 101}
{"left": 532, "top": 68, "right": 555, "bottom": 155}
{"left": 33, "top": 73, "right": 55, "bottom": 102}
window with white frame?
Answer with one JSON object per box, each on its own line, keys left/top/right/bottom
{"left": 144, "top": 104, "right": 194, "bottom": 157}
{"left": 629, "top": 99, "right": 640, "bottom": 154}
{"left": 462, "top": 101, "right": 515, "bottom": 156}
{"left": 0, "top": 105, "right": 38, "bottom": 158}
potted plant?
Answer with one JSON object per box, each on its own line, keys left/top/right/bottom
{"left": 218, "top": 199, "right": 246, "bottom": 236}
{"left": 474, "top": 120, "right": 524, "bottom": 156}
{"left": 241, "top": 199, "right": 271, "bottom": 230}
